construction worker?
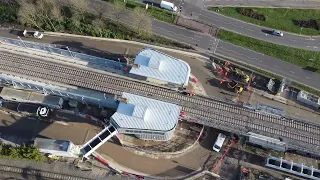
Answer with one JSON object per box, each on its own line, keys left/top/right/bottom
{"left": 242, "top": 74, "right": 250, "bottom": 83}
{"left": 236, "top": 86, "right": 244, "bottom": 94}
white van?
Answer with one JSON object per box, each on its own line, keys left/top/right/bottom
{"left": 212, "top": 133, "right": 226, "bottom": 152}
{"left": 160, "top": 0, "right": 177, "bottom": 12}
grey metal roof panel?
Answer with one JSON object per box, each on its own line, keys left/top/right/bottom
{"left": 129, "top": 48, "right": 191, "bottom": 86}
{"left": 111, "top": 92, "right": 181, "bottom": 131}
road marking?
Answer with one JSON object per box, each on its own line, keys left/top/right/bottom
{"left": 306, "top": 46, "right": 318, "bottom": 48}
{"left": 306, "top": 77, "right": 311, "bottom": 79}
{"left": 153, "top": 26, "right": 194, "bottom": 40}
{"left": 274, "top": 65, "right": 280, "bottom": 68}
{"left": 289, "top": 39, "right": 298, "bottom": 42}
{"left": 196, "top": 13, "right": 254, "bottom": 32}
{"left": 213, "top": 39, "right": 220, "bottom": 54}
{"left": 218, "top": 47, "right": 262, "bottom": 62}
{"left": 305, "top": 38, "right": 315, "bottom": 41}
{"left": 290, "top": 71, "right": 295, "bottom": 74}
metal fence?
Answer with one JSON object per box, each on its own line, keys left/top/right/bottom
{"left": 0, "top": 36, "right": 127, "bottom": 71}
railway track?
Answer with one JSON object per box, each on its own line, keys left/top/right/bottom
{"left": 0, "top": 164, "right": 93, "bottom": 180}
{"left": 0, "top": 50, "right": 319, "bottom": 154}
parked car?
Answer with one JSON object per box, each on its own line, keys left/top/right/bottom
{"left": 160, "top": 0, "right": 177, "bottom": 12}
{"left": 22, "top": 30, "right": 44, "bottom": 39}
{"left": 272, "top": 30, "right": 283, "bottom": 37}
{"left": 212, "top": 133, "right": 226, "bottom": 152}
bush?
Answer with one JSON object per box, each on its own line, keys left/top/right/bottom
{"left": 0, "top": 144, "right": 47, "bottom": 162}
{"left": 292, "top": 19, "right": 320, "bottom": 30}
{"left": 0, "top": 1, "right": 18, "bottom": 23}
{"left": 236, "top": 8, "right": 266, "bottom": 21}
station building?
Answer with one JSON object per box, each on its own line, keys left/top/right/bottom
{"left": 110, "top": 92, "right": 182, "bottom": 141}
{"left": 129, "top": 48, "right": 191, "bottom": 87}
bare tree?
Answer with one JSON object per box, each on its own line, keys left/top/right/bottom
{"left": 133, "top": 8, "right": 152, "bottom": 36}
{"left": 37, "top": 0, "right": 62, "bottom": 31}
{"left": 68, "top": 0, "right": 89, "bottom": 21}
{"left": 50, "top": 1, "right": 63, "bottom": 24}
{"left": 17, "top": 0, "right": 43, "bottom": 30}
{"left": 110, "top": 1, "right": 126, "bottom": 25}
{"left": 93, "top": 3, "right": 106, "bottom": 21}
{"left": 92, "top": 18, "right": 105, "bottom": 37}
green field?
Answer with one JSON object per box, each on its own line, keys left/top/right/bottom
{"left": 208, "top": 7, "right": 320, "bottom": 36}
{"left": 218, "top": 29, "right": 320, "bottom": 72}
{"left": 105, "top": 0, "right": 176, "bottom": 23}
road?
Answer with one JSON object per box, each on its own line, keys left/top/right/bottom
{"left": 204, "top": 0, "right": 320, "bottom": 8}
{"left": 181, "top": 0, "right": 320, "bottom": 51}
{"left": 132, "top": 0, "right": 320, "bottom": 51}
{"left": 87, "top": 0, "right": 320, "bottom": 90}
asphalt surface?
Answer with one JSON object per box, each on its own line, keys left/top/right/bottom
{"left": 87, "top": 0, "right": 320, "bottom": 90}
{"left": 181, "top": 0, "right": 320, "bottom": 51}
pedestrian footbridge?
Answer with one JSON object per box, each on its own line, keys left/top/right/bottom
{"left": 81, "top": 123, "right": 118, "bottom": 158}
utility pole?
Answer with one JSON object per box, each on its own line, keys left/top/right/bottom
{"left": 17, "top": 36, "right": 27, "bottom": 48}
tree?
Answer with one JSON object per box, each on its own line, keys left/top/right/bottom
{"left": 92, "top": 18, "right": 105, "bottom": 37}
{"left": 37, "top": 0, "right": 62, "bottom": 31}
{"left": 93, "top": 3, "right": 106, "bottom": 21}
{"left": 133, "top": 8, "right": 152, "bottom": 36}
{"left": 17, "top": 0, "right": 63, "bottom": 31}
{"left": 68, "top": 0, "right": 89, "bottom": 21}
{"left": 110, "top": 1, "right": 126, "bottom": 25}
{"left": 17, "top": 0, "right": 43, "bottom": 30}
{"left": 50, "top": 1, "right": 63, "bottom": 24}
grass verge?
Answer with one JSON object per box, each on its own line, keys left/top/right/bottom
{"left": 218, "top": 29, "right": 320, "bottom": 73}
{"left": 105, "top": 0, "right": 176, "bottom": 23}
{"left": 208, "top": 7, "right": 320, "bottom": 36}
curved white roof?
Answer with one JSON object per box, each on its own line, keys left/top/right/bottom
{"left": 129, "top": 48, "right": 191, "bottom": 86}
{"left": 111, "top": 92, "right": 181, "bottom": 131}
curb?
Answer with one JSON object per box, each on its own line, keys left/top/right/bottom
{"left": 0, "top": 108, "right": 23, "bottom": 117}
{"left": 58, "top": 110, "right": 105, "bottom": 127}
{"left": 118, "top": 125, "right": 205, "bottom": 159}
{"left": 44, "top": 32, "right": 209, "bottom": 59}
{"left": 92, "top": 151, "right": 217, "bottom": 180}
{"left": 253, "top": 90, "right": 288, "bottom": 105}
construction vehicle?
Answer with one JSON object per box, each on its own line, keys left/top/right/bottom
{"left": 227, "top": 80, "right": 244, "bottom": 94}
{"left": 212, "top": 61, "right": 250, "bottom": 93}
{"left": 181, "top": 84, "right": 196, "bottom": 96}
{"left": 22, "top": 29, "right": 44, "bottom": 39}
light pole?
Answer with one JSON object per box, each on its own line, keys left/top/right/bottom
{"left": 17, "top": 36, "right": 27, "bottom": 48}
{"left": 66, "top": 46, "right": 74, "bottom": 59}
